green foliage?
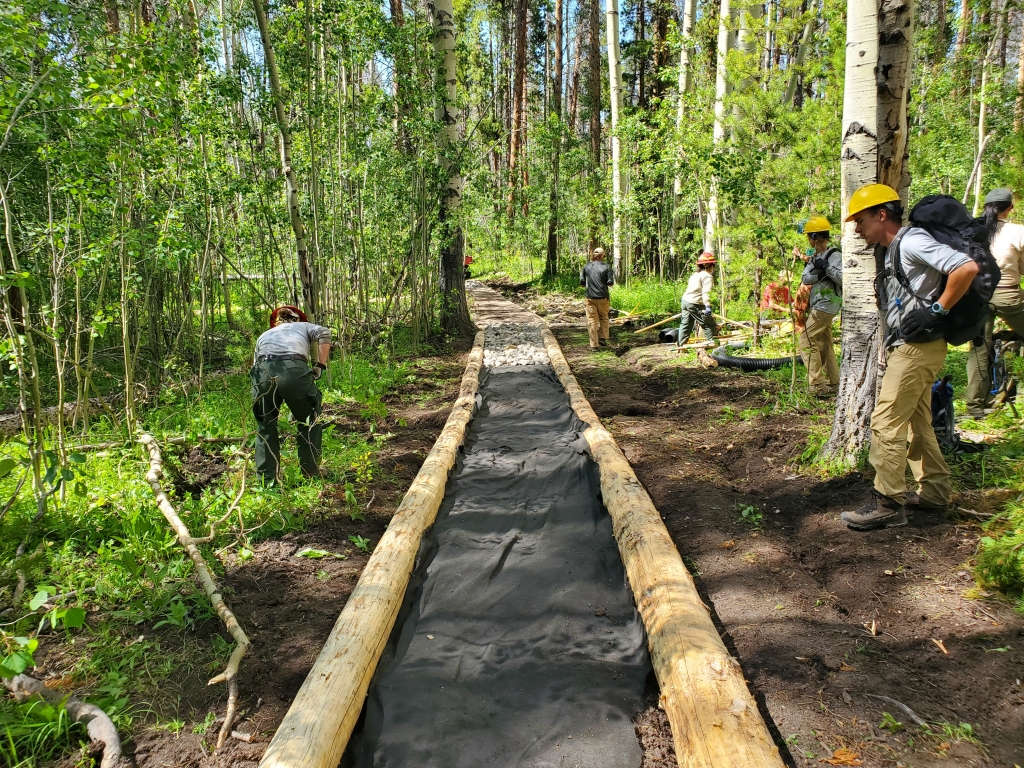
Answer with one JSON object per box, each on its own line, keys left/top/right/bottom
{"left": 0, "top": 698, "right": 85, "bottom": 768}
{"left": 879, "top": 712, "right": 904, "bottom": 734}
{"left": 737, "top": 504, "right": 763, "bottom": 529}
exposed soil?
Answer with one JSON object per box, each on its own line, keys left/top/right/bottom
{"left": 553, "top": 325, "right": 1024, "bottom": 768}
{"left": 40, "top": 341, "right": 471, "bottom": 768}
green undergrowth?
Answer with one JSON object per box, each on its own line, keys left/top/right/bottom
{"left": 0, "top": 351, "right": 416, "bottom": 763}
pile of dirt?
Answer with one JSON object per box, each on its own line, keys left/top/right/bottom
{"left": 554, "top": 325, "right": 1024, "bottom": 768}
{"left": 171, "top": 446, "right": 230, "bottom": 496}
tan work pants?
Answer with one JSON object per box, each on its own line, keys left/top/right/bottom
{"left": 869, "top": 339, "right": 951, "bottom": 505}
{"left": 584, "top": 298, "right": 611, "bottom": 347}
{"left": 798, "top": 309, "right": 839, "bottom": 392}
{"left": 965, "top": 287, "right": 1024, "bottom": 415}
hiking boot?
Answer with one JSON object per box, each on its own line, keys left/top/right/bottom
{"left": 904, "top": 492, "right": 949, "bottom": 525}
{"left": 599, "top": 338, "right": 611, "bottom": 347}
{"left": 840, "top": 490, "right": 908, "bottom": 531}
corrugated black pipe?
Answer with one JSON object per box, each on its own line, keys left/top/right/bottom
{"left": 711, "top": 344, "right": 804, "bottom": 371}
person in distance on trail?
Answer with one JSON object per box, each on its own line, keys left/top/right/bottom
{"left": 580, "top": 246, "right": 615, "bottom": 350}
{"left": 841, "top": 184, "right": 979, "bottom": 531}
{"left": 965, "top": 188, "right": 1024, "bottom": 418}
{"left": 759, "top": 270, "right": 793, "bottom": 320}
{"left": 251, "top": 306, "right": 332, "bottom": 484}
{"left": 677, "top": 252, "right": 719, "bottom": 347}
{"left": 793, "top": 216, "right": 843, "bottom": 397}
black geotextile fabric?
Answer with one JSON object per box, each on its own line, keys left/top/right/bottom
{"left": 346, "top": 365, "right": 652, "bottom": 768}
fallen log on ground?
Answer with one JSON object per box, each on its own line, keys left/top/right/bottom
{"left": 542, "top": 328, "right": 784, "bottom": 768}
{"left": 139, "top": 432, "right": 251, "bottom": 751}
{"left": 257, "top": 331, "right": 486, "bottom": 768}
{"left": 4, "top": 673, "right": 126, "bottom": 768}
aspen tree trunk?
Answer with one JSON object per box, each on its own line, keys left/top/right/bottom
{"left": 973, "top": 9, "right": 1000, "bottom": 214}
{"left": 826, "top": 0, "right": 914, "bottom": 458}
{"left": 1016, "top": 29, "right": 1024, "bottom": 130}
{"left": 252, "top": 0, "right": 317, "bottom": 320}
{"left": 704, "top": 0, "right": 731, "bottom": 253}
{"left": 429, "top": 0, "right": 474, "bottom": 335}
{"left": 732, "top": 0, "right": 761, "bottom": 136}
{"left": 784, "top": 3, "right": 816, "bottom": 106}
{"left": 545, "top": 0, "right": 563, "bottom": 277}
{"left": 670, "top": 0, "right": 696, "bottom": 255}
{"left": 507, "top": 0, "right": 528, "bottom": 220}
{"left": 606, "top": 0, "right": 626, "bottom": 281}
{"left": 588, "top": 0, "right": 602, "bottom": 169}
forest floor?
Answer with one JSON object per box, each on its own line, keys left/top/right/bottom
{"left": 545, "top": 322, "right": 1024, "bottom": 768}
{"left": 37, "top": 343, "right": 470, "bottom": 768}
{"left": 31, "top": 285, "right": 1024, "bottom": 768}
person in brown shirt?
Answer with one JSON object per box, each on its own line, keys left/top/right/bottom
{"left": 965, "top": 188, "right": 1024, "bottom": 417}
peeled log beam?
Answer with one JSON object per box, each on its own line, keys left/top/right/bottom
{"left": 258, "top": 331, "right": 486, "bottom": 768}
{"left": 541, "top": 328, "right": 784, "bottom": 768}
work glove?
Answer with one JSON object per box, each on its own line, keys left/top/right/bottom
{"left": 703, "top": 307, "right": 713, "bottom": 318}
{"left": 812, "top": 255, "right": 830, "bottom": 271}
{"left": 311, "top": 362, "right": 326, "bottom": 381}
{"left": 899, "top": 307, "right": 946, "bottom": 343}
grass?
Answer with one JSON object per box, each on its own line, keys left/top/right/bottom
{"left": 0, "top": 348, "right": 418, "bottom": 764}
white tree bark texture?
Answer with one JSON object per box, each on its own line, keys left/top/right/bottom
{"left": 605, "top": 0, "right": 626, "bottom": 282}
{"left": 704, "top": 0, "right": 731, "bottom": 253}
{"left": 826, "top": 0, "right": 914, "bottom": 459}
{"left": 257, "top": 332, "right": 485, "bottom": 768}
{"left": 541, "top": 329, "right": 785, "bottom": 768}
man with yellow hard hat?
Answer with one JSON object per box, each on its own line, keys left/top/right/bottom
{"left": 841, "top": 184, "right": 978, "bottom": 531}
{"left": 793, "top": 216, "right": 842, "bottom": 396}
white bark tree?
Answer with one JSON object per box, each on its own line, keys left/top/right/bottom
{"left": 825, "top": 0, "right": 914, "bottom": 458}
{"left": 429, "top": 0, "right": 473, "bottom": 334}
{"left": 704, "top": 0, "right": 731, "bottom": 254}
{"left": 670, "top": 0, "right": 696, "bottom": 256}
{"left": 605, "top": 0, "right": 626, "bottom": 281}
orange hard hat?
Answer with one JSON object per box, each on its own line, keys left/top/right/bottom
{"left": 269, "top": 305, "right": 308, "bottom": 327}
{"left": 696, "top": 252, "right": 717, "bottom": 265}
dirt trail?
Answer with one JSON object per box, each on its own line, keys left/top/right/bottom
{"left": 551, "top": 324, "right": 1024, "bottom": 768}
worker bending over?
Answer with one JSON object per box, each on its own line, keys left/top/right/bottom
{"left": 794, "top": 216, "right": 842, "bottom": 396}
{"left": 965, "top": 188, "right": 1024, "bottom": 418}
{"left": 841, "top": 185, "right": 979, "bottom": 531}
{"left": 677, "top": 252, "right": 718, "bottom": 346}
{"left": 251, "top": 306, "right": 332, "bottom": 484}
{"left": 580, "top": 247, "right": 615, "bottom": 350}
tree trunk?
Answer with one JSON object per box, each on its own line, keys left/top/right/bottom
{"left": 588, "top": 0, "right": 602, "bottom": 169}
{"left": 507, "top": 0, "right": 528, "bottom": 220}
{"left": 606, "top": 0, "right": 626, "bottom": 282}
{"left": 1016, "top": 21, "right": 1024, "bottom": 130}
{"left": 429, "top": 0, "right": 474, "bottom": 335}
{"left": 704, "top": 0, "right": 731, "bottom": 253}
{"left": 252, "top": 0, "right": 317, "bottom": 321}
{"left": 953, "top": 0, "right": 969, "bottom": 56}
{"left": 826, "top": 0, "right": 914, "bottom": 459}
{"left": 104, "top": 0, "right": 120, "bottom": 33}
{"left": 637, "top": 0, "right": 646, "bottom": 108}
{"left": 670, "top": 0, "right": 696, "bottom": 254}
{"left": 391, "top": 0, "right": 410, "bottom": 153}
{"left": 784, "top": 3, "right": 816, "bottom": 106}
{"left": 545, "top": 0, "right": 564, "bottom": 277}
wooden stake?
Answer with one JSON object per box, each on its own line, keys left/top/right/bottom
{"left": 258, "top": 332, "right": 486, "bottom": 768}
{"left": 542, "top": 328, "right": 784, "bottom": 768}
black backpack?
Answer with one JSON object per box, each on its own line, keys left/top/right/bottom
{"left": 891, "top": 195, "right": 1000, "bottom": 345}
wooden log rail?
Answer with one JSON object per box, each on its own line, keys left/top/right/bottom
{"left": 541, "top": 328, "right": 784, "bottom": 768}
{"left": 258, "top": 331, "right": 485, "bottom": 768}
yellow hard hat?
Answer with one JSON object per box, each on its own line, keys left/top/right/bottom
{"left": 803, "top": 216, "right": 831, "bottom": 234}
{"left": 846, "top": 184, "right": 900, "bottom": 221}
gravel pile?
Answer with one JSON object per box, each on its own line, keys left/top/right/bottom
{"left": 483, "top": 323, "right": 551, "bottom": 367}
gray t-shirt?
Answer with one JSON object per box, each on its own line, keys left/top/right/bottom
{"left": 254, "top": 322, "right": 331, "bottom": 360}
{"left": 801, "top": 247, "right": 843, "bottom": 315}
{"left": 580, "top": 260, "right": 614, "bottom": 299}
{"left": 883, "top": 227, "right": 971, "bottom": 333}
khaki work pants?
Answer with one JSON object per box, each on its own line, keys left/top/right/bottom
{"left": 965, "top": 288, "right": 1024, "bottom": 415}
{"left": 798, "top": 308, "right": 839, "bottom": 393}
{"left": 869, "top": 339, "right": 951, "bottom": 505}
{"left": 584, "top": 298, "right": 611, "bottom": 347}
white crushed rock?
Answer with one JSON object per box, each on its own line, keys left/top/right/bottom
{"left": 483, "top": 323, "right": 551, "bottom": 368}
